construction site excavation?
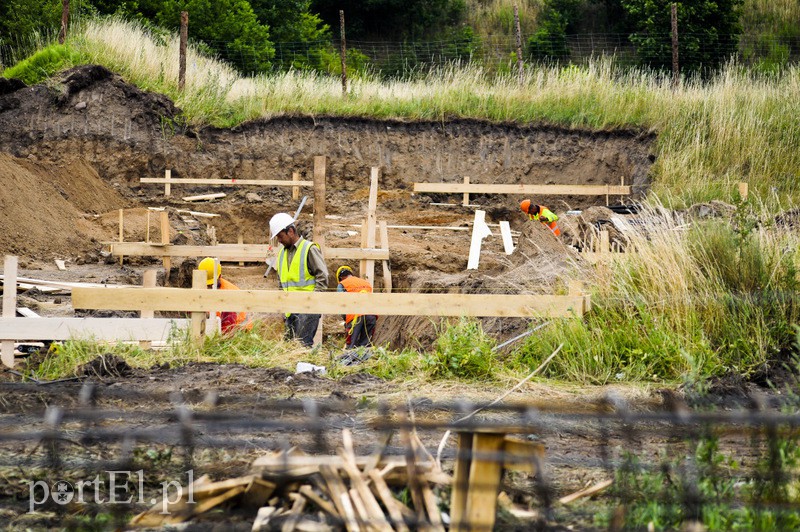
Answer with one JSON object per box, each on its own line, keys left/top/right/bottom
{"left": 0, "top": 54, "right": 799, "bottom": 531}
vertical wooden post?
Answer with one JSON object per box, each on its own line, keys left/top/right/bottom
{"left": 2, "top": 256, "right": 18, "bottom": 368}
{"left": 378, "top": 220, "right": 392, "bottom": 293}
{"left": 462, "top": 176, "right": 470, "bottom": 207}
{"left": 514, "top": 4, "right": 524, "bottom": 85}
{"left": 671, "top": 3, "right": 679, "bottom": 91}
{"left": 190, "top": 270, "right": 206, "bottom": 340}
{"left": 118, "top": 209, "right": 124, "bottom": 266}
{"left": 292, "top": 171, "right": 301, "bottom": 200}
{"left": 313, "top": 156, "right": 327, "bottom": 348}
{"left": 160, "top": 211, "right": 171, "bottom": 285}
{"left": 465, "top": 433, "right": 505, "bottom": 531}
{"left": 738, "top": 182, "right": 749, "bottom": 201}
{"left": 359, "top": 219, "right": 369, "bottom": 279}
{"left": 58, "top": 0, "right": 69, "bottom": 44}
{"left": 238, "top": 233, "right": 244, "bottom": 266}
{"left": 145, "top": 209, "right": 151, "bottom": 243}
{"left": 313, "top": 156, "right": 327, "bottom": 251}
{"left": 450, "top": 432, "right": 473, "bottom": 531}
{"left": 164, "top": 169, "right": 172, "bottom": 197}
{"left": 179, "top": 12, "right": 188, "bottom": 91}
{"left": 364, "top": 167, "right": 379, "bottom": 286}
{"left": 600, "top": 230, "right": 610, "bottom": 255}
{"left": 139, "top": 270, "right": 157, "bottom": 350}
{"left": 339, "top": 10, "right": 347, "bottom": 97}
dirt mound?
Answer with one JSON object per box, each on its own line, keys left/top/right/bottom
{"left": 0, "top": 153, "right": 126, "bottom": 259}
{"left": 77, "top": 353, "right": 133, "bottom": 378}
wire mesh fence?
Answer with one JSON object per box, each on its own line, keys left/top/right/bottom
{"left": 2, "top": 380, "right": 800, "bottom": 529}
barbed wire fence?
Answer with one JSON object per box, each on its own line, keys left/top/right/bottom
{"left": 2, "top": 380, "right": 800, "bottom": 529}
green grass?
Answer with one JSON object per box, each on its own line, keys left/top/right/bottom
{"left": 2, "top": 44, "right": 84, "bottom": 85}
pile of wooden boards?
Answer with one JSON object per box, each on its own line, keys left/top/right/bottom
{"left": 130, "top": 429, "right": 450, "bottom": 531}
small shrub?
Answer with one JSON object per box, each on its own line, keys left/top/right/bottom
{"left": 425, "top": 317, "right": 496, "bottom": 380}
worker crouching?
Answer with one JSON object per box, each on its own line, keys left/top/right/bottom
{"left": 520, "top": 199, "right": 561, "bottom": 236}
{"left": 198, "top": 257, "right": 252, "bottom": 335}
{"left": 336, "top": 265, "right": 377, "bottom": 349}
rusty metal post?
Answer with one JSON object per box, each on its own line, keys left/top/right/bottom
{"left": 179, "top": 11, "right": 188, "bottom": 91}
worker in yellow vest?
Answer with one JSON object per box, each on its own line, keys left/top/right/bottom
{"left": 269, "top": 213, "right": 329, "bottom": 347}
{"left": 336, "top": 265, "right": 377, "bottom": 349}
{"left": 520, "top": 199, "right": 561, "bottom": 236}
{"left": 198, "top": 257, "right": 252, "bottom": 334}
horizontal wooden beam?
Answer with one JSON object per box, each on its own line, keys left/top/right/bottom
{"left": 107, "top": 243, "right": 389, "bottom": 261}
{"left": 141, "top": 178, "right": 313, "bottom": 187}
{"left": 0, "top": 317, "right": 189, "bottom": 341}
{"left": 72, "top": 289, "right": 586, "bottom": 318}
{"left": 413, "top": 183, "right": 631, "bottom": 196}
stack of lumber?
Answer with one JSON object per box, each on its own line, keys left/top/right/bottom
{"left": 130, "top": 429, "right": 450, "bottom": 531}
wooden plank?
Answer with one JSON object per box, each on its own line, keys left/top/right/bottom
{"left": 738, "top": 182, "right": 749, "bottom": 201}
{"left": 160, "top": 211, "right": 171, "bottom": 283}
{"left": 118, "top": 209, "right": 124, "bottom": 266}
{"left": 16, "top": 307, "right": 40, "bottom": 318}
{"left": 0, "top": 317, "right": 189, "bottom": 341}
{"left": 72, "top": 288, "right": 587, "bottom": 318}
{"left": 2, "top": 256, "right": 17, "bottom": 368}
{"left": 467, "top": 210, "right": 490, "bottom": 270}
{"left": 462, "top": 176, "right": 470, "bottom": 206}
{"left": 465, "top": 433, "right": 505, "bottom": 532}
{"left": 140, "top": 269, "right": 157, "bottom": 349}
{"left": 558, "top": 479, "right": 613, "bottom": 505}
{"left": 502, "top": 438, "right": 545, "bottom": 474}
{"left": 190, "top": 270, "right": 206, "bottom": 339}
{"left": 378, "top": 221, "right": 391, "bottom": 293}
{"left": 292, "top": 171, "right": 302, "bottom": 200}
{"left": 55, "top": 259, "right": 66, "bottom": 271}
{"left": 176, "top": 209, "right": 220, "bottom": 218}
{"left": 164, "top": 169, "right": 171, "bottom": 197}
{"left": 320, "top": 465, "right": 359, "bottom": 532}
{"left": 0, "top": 275, "right": 134, "bottom": 291}
{"left": 238, "top": 234, "right": 245, "bottom": 267}
{"left": 313, "top": 156, "right": 327, "bottom": 251}
{"left": 359, "top": 220, "right": 368, "bottom": 279}
{"left": 450, "top": 433, "right": 473, "bottom": 532}
{"left": 338, "top": 451, "right": 392, "bottom": 532}
{"left": 413, "top": 183, "right": 631, "bottom": 196}
{"left": 499, "top": 221, "right": 514, "bottom": 255}
{"left": 142, "top": 177, "right": 313, "bottom": 187}
{"left": 367, "top": 470, "right": 409, "bottom": 532}
{"left": 107, "top": 243, "right": 389, "bottom": 262}
{"left": 364, "top": 167, "right": 378, "bottom": 286}
{"left": 182, "top": 192, "right": 226, "bottom": 202}
{"left": 298, "top": 485, "right": 339, "bottom": 518}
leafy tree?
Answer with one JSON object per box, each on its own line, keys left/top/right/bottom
{"left": 249, "top": 0, "right": 330, "bottom": 70}
{"left": 619, "top": 0, "right": 743, "bottom": 72}
{"left": 0, "top": 0, "right": 62, "bottom": 46}
{"left": 527, "top": 0, "right": 583, "bottom": 63}
{"left": 157, "top": 0, "right": 274, "bottom": 73}
{"left": 310, "top": 0, "right": 465, "bottom": 40}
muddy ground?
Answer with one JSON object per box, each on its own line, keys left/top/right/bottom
{"left": 0, "top": 65, "right": 770, "bottom": 528}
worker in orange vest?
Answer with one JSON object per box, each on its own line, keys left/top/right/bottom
{"left": 198, "top": 257, "right": 252, "bottom": 334}
{"left": 520, "top": 199, "right": 561, "bottom": 236}
{"left": 336, "top": 265, "right": 377, "bottom": 349}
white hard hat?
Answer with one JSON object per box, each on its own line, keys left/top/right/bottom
{"left": 269, "top": 212, "right": 295, "bottom": 239}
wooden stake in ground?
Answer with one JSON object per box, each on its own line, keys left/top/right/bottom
{"left": 140, "top": 270, "right": 157, "bottom": 349}
{"left": 160, "top": 211, "right": 171, "bottom": 285}
{"left": 118, "top": 209, "right": 124, "bottom": 266}
{"left": 378, "top": 220, "right": 392, "bottom": 293}
{"left": 462, "top": 176, "right": 470, "bottom": 207}
{"left": 514, "top": 4, "right": 524, "bottom": 85}
{"left": 190, "top": 270, "right": 206, "bottom": 339}
{"left": 671, "top": 3, "right": 680, "bottom": 91}
{"left": 340, "top": 10, "right": 347, "bottom": 96}
{"left": 2, "top": 256, "right": 18, "bottom": 368}
{"left": 58, "top": 0, "right": 69, "bottom": 44}
{"left": 363, "top": 167, "right": 378, "bottom": 285}
{"left": 312, "top": 156, "right": 327, "bottom": 347}
{"left": 179, "top": 11, "right": 188, "bottom": 91}
{"left": 738, "top": 182, "right": 749, "bottom": 201}
{"left": 164, "top": 169, "right": 172, "bottom": 197}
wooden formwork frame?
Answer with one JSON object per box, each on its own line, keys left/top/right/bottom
{"left": 141, "top": 169, "right": 313, "bottom": 198}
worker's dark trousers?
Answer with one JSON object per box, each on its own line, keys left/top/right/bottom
{"left": 346, "top": 315, "right": 377, "bottom": 349}
{"left": 285, "top": 313, "right": 321, "bottom": 347}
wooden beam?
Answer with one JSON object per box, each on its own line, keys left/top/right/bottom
{"left": 363, "top": 167, "right": 379, "bottom": 286}
{"left": 467, "top": 210, "right": 491, "bottom": 270}
{"left": 462, "top": 176, "right": 470, "bottom": 206}
{"left": 164, "top": 169, "right": 171, "bottom": 197}
{"left": 0, "top": 317, "right": 189, "bottom": 341}
{"left": 378, "top": 220, "right": 391, "bottom": 293}
{"left": 72, "top": 288, "right": 587, "bottom": 318}
{"left": 414, "top": 183, "right": 631, "bottom": 196}
{"left": 118, "top": 208, "right": 124, "bottom": 266}
{"left": 292, "top": 172, "right": 302, "bottom": 200}
{"left": 499, "top": 221, "right": 514, "bottom": 255}
{"left": 465, "top": 433, "right": 505, "bottom": 532}
{"left": 140, "top": 269, "right": 157, "bottom": 349}
{"left": 160, "top": 211, "right": 170, "bottom": 284}
{"left": 107, "top": 243, "right": 389, "bottom": 261}
{"left": 142, "top": 177, "right": 313, "bottom": 187}
{"left": 182, "top": 192, "right": 226, "bottom": 202}
{"left": 2, "top": 255, "right": 18, "bottom": 367}
{"left": 313, "top": 155, "right": 327, "bottom": 250}
{"left": 191, "top": 270, "right": 206, "bottom": 339}
{"left": 450, "top": 432, "right": 473, "bottom": 532}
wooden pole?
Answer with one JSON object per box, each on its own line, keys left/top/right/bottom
{"left": 671, "top": 3, "right": 679, "bottom": 91}
{"left": 145, "top": 210, "right": 151, "bottom": 243}
{"left": 118, "top": 209, "right": 124, "bottom": 266}
{"left": 164, "top": 169, "right": 172, "bottom": 197}
{"left": 2, "top": 256, "right": 18, "bottom": 367}
{"left": 313, "top": 156, "right": 327, "bottom": 251}
{"left": 140, "top": 270, "right": 157, "bottom": 350}
{"left": 378, "top": 220, "right": 392, "bottom": 293}
{"left": 179, "top": 12, "right": 188, "bottom": 91}
{"left": 738, "top": 182, "right": 749, "bottom": 201}
{"left": 364, "top": 167, "right": 379, "bottom": 286}
{"left": 359, "top": 219, "right": 369, "bottom": 279}
{"left": 238, "top": 233, "right": 244, "bottom": 266}
{"left": 190, "top": 270, "right": 206, "bottom": 339}
{"left": 292, "top": 171, "right": 301, "bottom": 200}
{"left": 58, "top": 0, "right": 69, "bottom": 44}
{"left": 339, "top": 10, "right": 347, "bottom": 97}
{"left": 514, "top": 4, "right": 524, "bottom": 85}
{"left": 160, "top": 211, "right": 171, "bottom": 284}
{"left": 462, "top": 176, "right": 470, "bottom": 207}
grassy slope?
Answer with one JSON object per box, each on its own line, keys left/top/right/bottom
{"left": 5, "top": 17, "right": 800, "bottom": 386}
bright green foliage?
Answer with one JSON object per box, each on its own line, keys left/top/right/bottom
{"left": 2, "top": 43, "right": 83, "bottom": 85}
{"left": 527, "top": 0, "right": 583, "bottom": 63}
{"left": 425, "top": 317, "right": 497, "bottom": 380}
{"left": 620, "top": 0, "right": 744, "bottom": 72}
{"left": 157, "top": 0, "right": 274, "bottom": 73}
{"left": 0, "top": 0, "right": 62, "bottom": 45}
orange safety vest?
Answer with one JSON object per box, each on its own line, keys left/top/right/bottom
{"left": 340, "top": 275, "right": 373, "bottom": 324}
{"left": 217, "top": 278, "right": 251, "bottom": 332}
{"left": 528, "top": 206, "right": 561, "bottom": 236}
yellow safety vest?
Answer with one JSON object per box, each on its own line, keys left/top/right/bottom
{"left": 278, "top": 238, "right": 317, "bottom": 316}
